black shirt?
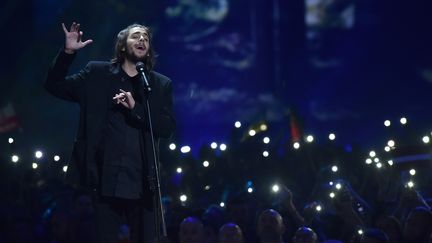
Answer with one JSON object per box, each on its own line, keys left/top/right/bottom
{"left": 103, "top": 70, "right": 145, "bottom": 199}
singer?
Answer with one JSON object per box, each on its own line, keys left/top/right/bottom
{"left": 45, "top": 22, "right": 175, "bottom": 243}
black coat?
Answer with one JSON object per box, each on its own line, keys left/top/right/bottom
{"left": 45, "top": 50, "right": 175, "bottom": 196}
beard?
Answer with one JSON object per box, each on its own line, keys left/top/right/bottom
{"left": 125, "top": 47, "right": 147, "bottom": 63}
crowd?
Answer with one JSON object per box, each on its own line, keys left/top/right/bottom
{"left": 1, "top": 125, "right": 431, "bottom": 243}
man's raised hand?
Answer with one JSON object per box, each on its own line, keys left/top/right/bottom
{"left": 62, "top": 22, "right": 93, "bottom": 54}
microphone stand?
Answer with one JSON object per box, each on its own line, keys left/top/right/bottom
{"left": 138, "top": 70, "right": 167, "bottom": 241}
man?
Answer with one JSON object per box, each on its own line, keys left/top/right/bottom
{"left": 45, "top": 22, "right": 175, "bottom": 243}
{"left": 178, "top": 217, "right": 205, "bottom": 243}
{"left": 257, "top": 209, "right": 286, "bottom": 243}
{"left": 292, "top": 227, "right": 318, "bottom": 243}
{"left": 218, "top": 223, "right": 244, "bottom": 243}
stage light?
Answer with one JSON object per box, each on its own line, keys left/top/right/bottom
{"left": 422, "top": 136, "right": 430, "bottom": 144}
{"left": 400, "top": 117, "right": 407, "bottom": 125}
{"left": 387, "top": 140, "right": 395, "bottom": 147}
{"left": 219, "top": 143, "right": 227, "bottom": 151}
{"left": 247, "top": 187, "right": 253, "bottom": 193}
{"left": 335, "top": 183, "right": 342, "bottom": 190}
{"left": 205, "top": 185, "right": 210, "bottom": 190}
{"left": 384, "top": 146, "right": 391, "bottom": 152}
{"left": 409, "top": 169, "right": 416, "bottom": 176}
{"left": 260, "top": 124, "right": 268, "bottom": 131}
{"left": 180, "top": 194, "right": 187, "bottom": 202}
{"left": 203, "top": 161, "right": 210, "bottom": 167}
{"left": 235, "top": 121, "right": 242, "bottom": 128}
{"left": 263, "top": 137, "right": 270, "bottom": 144}
{"left": 176, "top": 167, "right": 182, "bottom": 174}
{"left": 262, "top": 151, "right": 269, "bottom": 157}
{"left": 329, "top": 192, "right": 335, "bottom": 198}
{"left": 32, "top": 163, "right": 38, "bottom": 169}
{"left": 180, "top": 146, "right": 191, "bottom": 153}
{"left": 35, "top": 150, "right": 43, "bottom": 159}
{"left": 220, "top": 202, "right": 225, "bottom": 207}
{"left": 329, "top": 181, "right": 334, "bottom": 186}
{"left": 211, "top": 142, "right": 218, "bottom": 149}
{"left": 387, "top": 160, "right": 394, "bottom": 166}
{"left": 306, "top": 135, "right": 314, "bottom": 143}
{"left": 63, "top": 165, "right": 68, "bottom": 172}
{"left": 407, "top": 181, "right": 414, "bottom": 188}
{"left": 8, "top": 138, "right": 14, "bottom": 144}
{"left": 358, "top": 229, "right": 364, "bottom": 235}
{"left": 369, "top": 151, "right": 376, "bottom": 157}
{"left": 376, "top": 162, "right": 382, "bottom": 169}
{"left": 54, "top": 155, "right": 60, "bottom": 162}
{"left": 11, "top": 155, "right": 19, "bottom": 163}
{"left": 272, "top": 184, "right": 280, "bottom": 193}
{"left": 329, "top": 133, "right": 336, "bottom": 140}
{"left": 365, "top": 158, "right": 372, "bottom": 164}
{"left": 249, "top": 129, "right": 256, "bottom": 136}
{"left": 169, "top": 143, "right": 176, "bottom": 150}
{"left": 384, "top": 120, "right": 391, "bottom": 127}
{"left": 315, "top": 205, "right": 322, "bottom": 212}
{"left": 331, "top": 165, "right": 338, "bottom": 173}
{"left": 374, "top": 158, "right": 380, "bottom": 163}
{"left": 293, "top": 142, "right": 300, "bottom": 149}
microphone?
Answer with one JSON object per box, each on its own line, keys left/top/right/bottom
{"left": 136, "top": 62, "right": 151, "bottom": 92}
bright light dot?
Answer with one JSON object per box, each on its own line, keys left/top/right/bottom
{"left": 203, "top": 161, "right": 210, "bottom": 167}
{"left": 249, "top": 130, "right": 256, "bottom": 136}
{"left": 376, "top": 162, "right": 382, "bottom": 168}
{"left": 329, "top": 181, "right": 334, "bottom": 186}
{"left": 384, "top": 120, "right": 391, "bottom": 127}
{"left": 220, "top": 202, "right": 225, "bottom": 207}
{"left": 169, "top": 143, "right": 176, "bottom": 150}
{"left": 180, "top": 146, "right": 191, "bottom": 153}
{"left": 316, "top": 205, "right": 322, "bottom": 212}
{"left": 234, "top": 121, "right": 242, "bottom": 128}
{"left": 263, "top": 137, "right": 270, "bottom": 144}
{"left": 35, "top": 151, "right": 43, "bottom": 159}
{"left": 176, "top": 167, "right": 182, "bottom": 174}
{"left": 329, "top": 133, "right": 336, "bottom": 140}
{"left": 358, "top": 229, "right": 364, "bottom": 235}
{"left": 180, "top": 194, "right": 187, "bottom": 202}
{"left": 331, "top": 165, "right": 338, "bottom": 172}
{"left": 422, "top": 136, "right": 430, "bottom": 144}
{"left": 260, "top": 124, "right": 268, "bottom": 131}
{"left": 369, "top": 151, "right": 376, "bottom": 157}
{"left": 335, "top": 183, "right": 342, "bottom": 190}
{"left": 219, "top": 143, "right": 227, "bottom": 151}
{"left": 365, "top": 158, "right": 373, "bottom": 164}
{"left": 409, "top": 169, "right": 416, "bottom": 176}
{"left": 388, "top": 160, "right": 394, "bottom": 166}
{"left": 388, "top": 140, "right": 395, "bottom": 147}
{"left": 293, "top": 142, "right": 300, "bottom": 149}
{"left": 272, "top": 184, "right": 280, "bottom": 193}
{"left": 407, "top": 181, "right": 414, "bottom": 188}
{"left": 384, "top": 146, "right": 391, "bottom": 152}
{"left": 63, "top": 166, "right": 68, "bottom": 172}
{"left": 374, "top": 158, "right": 380, "bottom": 163}
{"left": 205, "top": 185, "right": 210, "bottom": 190}
{"left": 306, "top": 135, "right": 314, "bottom": 143}
{"left": 53, "top": 155, "right": 60, "bottom": 162}
{"left": 247, "top": 187, "right": 253, "bottom": 193}
{"left": 8, "top": 138, "right": 14, "bottom": 144}
{"left": 32, "top": 163, "right": 38, "bottom": 169}
{"left": 11, "top": 155, "right": 19, "bottom": 163}
{"left": 329, "top": 192, "right": 335, "bottom": 198}
{"left": 211, "top": 142, "right": 218, "bottom": 149}
{"left": 263, "top": 151, "right": 269, "bottom": 157}
{"left": 400, "top": 117, "right": 407, "bottom": 125}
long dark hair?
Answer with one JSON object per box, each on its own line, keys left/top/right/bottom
{"left": 111, "top": 24, "right": 157, "bottom": 71}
